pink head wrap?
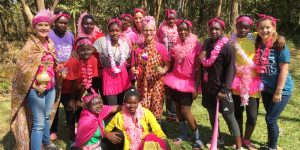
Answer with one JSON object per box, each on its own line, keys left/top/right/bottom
{"left": 108, "top": 18, "right": 122, "bottom": 27}
{"left": 257, "top": 14, "right": 279, "bottom": 28}
{"left": 75, "top": 37, "right": 93, "bottom": 51}
{"left": 81, "top": 88, "right": 100, "bottom": 104}
{"left": 120, "top": 13, "right": 133, "bottom": 21}
{"left": 134, "top": 8, "right": 145, "bottom": 15}
{"left": 141, "top": 16, "right": 156, "bottom": 28}
{"left": 51, "top": 12, "right": 71, "bottom": 23}
{"left": 165, "top": 9, "right": 177, "bottom": 19}
{"left": 32, "top": 9, "right": 52, "bottom": 27}
{"left": 236, "top": 15, "right": 254, "bottom": 26}
{"left": 176, "top": 19, "right": 193, "bottom": 28}
{"left": 208, "top": 17, "right": 225, "bottom": 29}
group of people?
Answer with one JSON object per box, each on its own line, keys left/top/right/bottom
{"left": 10, "top": 6, "right": 293, "bottom": 150}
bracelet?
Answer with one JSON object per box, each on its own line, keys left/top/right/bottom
{"left": 275, "top": 90, "right": 282, "bottom": 95}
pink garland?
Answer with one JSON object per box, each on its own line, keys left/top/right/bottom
{"left": 254, "top": 38, "right": 272, "bottom": 73}
{"left": 80, "top": 60, "right": 93, "bottom": 89}
{"left": 201, "top": 36, "right": 229, "bottom": 67}
{"left": 122, "top": 104, "right": 144, "bottom": 150}
{"left": 106, "top": 36, "right": 127, "bottom": 73}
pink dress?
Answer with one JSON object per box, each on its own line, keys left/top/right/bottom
{"left": 164, "top": 34, "right": 201, "bottom": 93}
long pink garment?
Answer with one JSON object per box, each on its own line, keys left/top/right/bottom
{"left": 75, "top": 105, "right": 112, "bottom": 147}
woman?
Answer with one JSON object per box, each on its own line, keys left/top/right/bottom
{"left": 131, "top": 16, "right": 170, "bottom": 120}
{"left": 254, "top": 14, "right": 294, "bottom": 150}
{"left": 93, "top": 18, "right": 131, "bottom": 105}
{"left": 132, "top": 8, "right": 146, "bottom": 46}
{"left": 48, "top": 9, "right": 74, "bottom": 140}
{"left": 11, "top": 9, "right": 60, "bottom": 150}
{"left": 120, "top": 13, "right": 139, "bottom": 49}
{"left": 105, "top": 88, "right": 170, "bottom": 150}
{"left": 164, "top": 19, "right": 203, "bottom": 149}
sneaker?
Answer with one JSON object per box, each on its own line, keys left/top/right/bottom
{"left": 50, "top": 132, "right": 57, "bottom": 140}
{"left": 193, "top": 140, "right": 204, "bottom": 150}
{"left": 242, "top": 139, "right": 256, "bottom": 149}
{"left": 44, "top": 143, "right": 60, "bottom": 150}
{"left": 259, "top": 144, "right": 276, "bottom": 150}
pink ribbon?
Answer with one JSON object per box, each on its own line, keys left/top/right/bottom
{"left": 176, "top": 19, "right": 193, "bottom": 28}
{"left": 81, "top": 88, "right": 99, "bottom": 104}
{"left": 210, "top": 98, "right": 219, "bottom": 150}
{"left": 75, "top": 37, "right": 93, "bottom": 51}
{"left": 134, "top": 8, "right": 145, "bottom": 15}
{"left": 108, "top": 18, "right": 122, "bottom": 27}
{"left": 257, "top": 14, "right": 279, "bottom": 28}
{"left": 208, "top": 17, "right": 225, "bottom": 29}
{"left": 165, "top": 9, "right": 177, "bottom": 18}
{"left": 236, "top": 16, "right": 253, "bottom": 26}
{"left": 120, "top": 13, "right": 133, "bottom": 21}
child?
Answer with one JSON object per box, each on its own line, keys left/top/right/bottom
{"left": 105, "top": 88, "right": 170, "bottom": 150}
{"left": 75, "top": 89, "right": 120, "bottom": 149}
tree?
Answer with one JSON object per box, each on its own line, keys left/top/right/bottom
{"left": 229, "top": 0, "right": 239, "bottom": 33}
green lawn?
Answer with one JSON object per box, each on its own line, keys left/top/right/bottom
{"left": 1, "top": 50, "right": 299, "bottom": 150}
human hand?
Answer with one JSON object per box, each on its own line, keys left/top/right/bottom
{"left": 71, "top": 50, "right": 79, "bottom": 59}
{"left": 157, "top": 66, "right": 166, "bottom": 75}
{"left": 105, "top": 132, "right": 123, "bottom": 144}
{"left": 273, "top": 89, "right": 282, "bottom": 103}
{"left": 66, "top": 99, "right": 76, "bottom": 111}
{"left": 217, "top": 92, "right": 227, "bottom": 100}
{"left": 273, "top": 35, "right": 286, "bottom": 51}
{"left": 32, "top": 83, "right": 47, "bottom": 93}
{"left": 131, "top": 67, "right": 139, "bottom": 75}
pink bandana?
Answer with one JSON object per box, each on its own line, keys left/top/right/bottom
{"left": 176, "top": 19, "right": 193, "bottom": 28}
{"left": 236, "top": 16, "right": 253, "bottom": 26}
{"left": 165, "top": 9, "right": 177, "bottom": 18}
{"left": 81, "top": 88, "right": 100, "bottom": 104}
{"left": 120, "top": 13, "right": 133, "bottom": 22}
{"left": 108, "top": 18, "right": 122, "bottom": 27}
{"left": 75, "top": 37, "right": 93, "bottom": 51}
{"left": 257, "top": 14, "right": 279, "bottom": 28}
{"left": 52, "top": 13, "right": 71, "bottom": 23}
{"left": 134, "top": 8, "right": 145, "bottom": 15}
{"left": 208, "top": 17, "right": 225, "bottom": 29}
{"left": 141, "top": 16, "right": 156, "bottom": 28}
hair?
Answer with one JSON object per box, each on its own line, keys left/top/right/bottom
{"left": 178, "top": 21, "right": 191, "bottom": 31}
{"left": 82, "top": 14, "right": 95, "bottom": 25}
{"left": 124, "top": 88, "right": 141, "bottom": 102}
{"left": 255, "top": 18, "right": 279, "bottom": 49}
{"left": 108, "top": 21, "right": 121, "bottom": 30}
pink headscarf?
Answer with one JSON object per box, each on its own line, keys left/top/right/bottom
{"left": 134, "top": 8, "right": 145, "bottom": 15}
{"left": 108, "top": 18, "right": 122, "bottom": 27}
{"left": 236, "top": 15, "right": 254, "bottom": 26}
{"left": 176, "top": 19, "right": 193, "bottom": 28}
{"left": 81, "top": 88, "right": 99, "bottom": 104}
{"left": 51, "top": 13, "right": 71, "bottom": 23}
{"left": 77, "top": 12, "right": 101, "bottom": 38}
{"left": 208, "top": 17, "right": 225, "bottom": 29}
{"left": 257, "top": 14, "right": 279, "bottom": 28}
{"left": 141, "top": 16, "right": 156, "bottom": 28}
{"left": 165, "top": 9, "right": 177, "bottom": 19}
{"left": 120, "top": 13, "right": 133, "bottom": 22}
{"left": 74, "top": 37, "right": 93, "bottom": 51}
{"left": 32, "top": 9, "right": 52, "bottom": 27}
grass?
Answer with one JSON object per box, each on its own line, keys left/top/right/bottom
{"left": 0, "top": 45, "right": 299, "bottom": 150}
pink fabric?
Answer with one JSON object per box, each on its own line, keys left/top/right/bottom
{"left": 132, "top": 27, "right": 145, "bottom": 47}
{"left": 232, "top": 76, "right": 262, "bottom": 95}
{"left": 108, "top": 18, "right": 122, "bottom": 27}
{"left": 236, "top": 16, "right": 253, "bottom": 26}
{"left": 208, "top": 17, "right": 225, "bottom": 29}
{"left": 165, "top": 9, "right": 177, "bottom": 18}
{"left": 75, "top": 37, "right": 93, "bottom": 50}
{"left": 120, "top": 27, "right": 139, "bottom": 49}
{"left": 134, "top": 8, "right": 145, "bottom": 15}
{"left": 34, "top": 53, "right": 55, "bottom": 90}
{"left": 139, "top": 133, "right": 168, "bottom": 150}
{"left": 82, "top": 88, "right": 99, "bottom": 104}
{"left": 157, "top": 21, "right": 178, "bottom": 49}
{"left": 51, "top": 13, "right": 71, "bottom": 23}
{"left": 176, "top": 19, "right": 193, "bottom": 28}
{"left": 77, "top": 12, "right": 102, "bottom": 42}
{"left": 164, "top": 35, "right": 201, "bottom": 93}
{"left": 75, "top": 106, "right": 113, "bottom": 147}
{"left": 257, "top": 14, "right": 279, "bottom": 28}
{"left": 141, "top": 16, "right": 156, "bottom": 28}
{"left": 102, "top": 66, "right": 131, "bottom": 95}
{"left": 135, "top": 42, "right": 170, "bottom": 63}
{"left": 82, "top": 141, "right": 100, "bottom": 150}
{"left": 32, "top": 9, "right": 52, "bottom": 27}
{"left": 120, "top": 13, "right": 133, "bottom": 21}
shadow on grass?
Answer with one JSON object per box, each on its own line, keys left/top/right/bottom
{"left": 1, "top": 131, "right": 15, "bottom": 150}
{"left": 258, "top": 112, "right": 300, "bottom": 122}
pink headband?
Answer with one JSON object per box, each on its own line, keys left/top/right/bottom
{"left": 257, "top": 14, "right": 279, "bottom": 28}
{"left": 236, "top": 16, "right": 253, "bottom": 26}
{"left": 141, "top": 16, "right": 156, "bottom": 28}
{"left": 52, "top": 13, "right": 71, "bottom": 23}
{"left": 32, "top": 9, "right": 52, "bottom": 27}
{"left": 134, "top": 8, "right": 145, "bottom": 15}
{"left": 82, "top": 88, "right": 100, "bottom": 104}
{"left": 176, "top": 19, "right": 193, "bottom": 28}
{"left": 165, "top": 9, "right": 177, "bottom": 18}
{"left": 108, "top": 18, "right": 122, "bottom": 27}
{"left": 208, "top": 17, "right": 225, "bottom": 29}
{"left": 75, "top": 37, "right": 93, "bottom": 50}
{"left": 120, "top": 13, "right": 133, "bottom": 22}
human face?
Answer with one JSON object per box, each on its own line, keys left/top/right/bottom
{"left": 236, "top": 22, "right": 251, "bottom": 38}
{"left": 108, "top": 23, "right": 121, "bottom": 42}
{"left": 82, "top": 18, "right": 95, "bottom": 34}
{"left": 167, "top": 13, "right": 176, "bottom": 27}
{"left": 208, "top": 22, "right": 223, "bottom": 40}
{"left": 88, "top": 97, "right": 103, "bottom": 116}
{"left": 257, "top": 19, "right": 276, "bottom": 41}
{"left": 143, "top": 24, "right": 155, "bottom": 43}
{"left": 121, "top": 16, "right": 131, "bottom": 30}
{"left": 34, "top": 22, "right": 51, "bottom": 38}
{"left": 78, "top": 44, "right": 94, "bottom": 60}
{"left": 54, "top": 16, "right": 69, "bottom": 35}
{"left": 124, "top": 96, "right": 139, "bottom": 114}
{"left": 134, "top": 12, "right": 144, "bottom": 30}
{"left": 178, "top": 22, "right": 190, "bottom": 41}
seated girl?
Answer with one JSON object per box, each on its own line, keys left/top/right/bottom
{"left": 105, "top": 88, "right": 170, "bottom": 150}
{"left": 75, "top": 89, "right": 120, "bottom": 149}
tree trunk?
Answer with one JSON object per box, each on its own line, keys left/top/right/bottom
{"left": 216, "top": 0, "right": 223, "bottom": 17}
{"left": 0, "top": 14, "right": 7, "bottom": 35}
{"left": 19, "top": 0, "right": 34, "bottom": 25}
{"left": 154, "top": 0, "right": 163, "bottom": 24}
{"left": 35, "top": 0, "right": 45, "bottom": 11}
{"left": 141, "top": 0, "right": 148, "bottom": 11}
{"left": 230, "top": 0, "right": 239, "bottom": 33}
{"left": 50, "top": 0, "right": 60, "bottom": 11}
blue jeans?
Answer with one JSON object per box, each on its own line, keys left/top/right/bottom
{"left": 262, "top": 92, "right": 291, "bottom": 149}
{"left": 28, "top": 88, "right": 56, "bottom": 150}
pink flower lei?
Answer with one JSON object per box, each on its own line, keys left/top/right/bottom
{"left": 201, "top": 36, "right": 229, "bottom": 67}
{"left": 254, "top": 38, "right": 272, "bottom": 74}
{"left": 106, "top": 36, "right": 127, "bottom": 73}
{"left": 159, "top": 21, "right": 178, "bottom": 49}
{"left": 122, "top": 104, "right": 144, "bottom": 150}
{"left": 80, "top": 60, "right": 93, "bottom": 89}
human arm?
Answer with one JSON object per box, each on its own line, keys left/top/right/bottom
{"left": 273, "top": 62, "right": 289, "bottom": 102}
{"left": 146, "top": 109, "right": 167, "bottom": 139}
{"left": 104, "top": 114, "right": 123, "bottom": 144}
{"left": 273, "top": 35, "right": 286, "bottom": 51}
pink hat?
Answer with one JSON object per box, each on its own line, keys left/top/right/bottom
{"left": 32, "top": 9, "right": 52, "bottom": 27}
{"left": 81, "top": 88, "right": 100, "bottom": 104}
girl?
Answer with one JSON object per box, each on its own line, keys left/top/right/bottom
{"left": 255, "top": 14, "right": 294, "bottom": 150}
{"left": 63, "top": 37, "right": 99, "bottom": 145}
{"left": 11, "top": 9, "right": 60, "bottom": 150}
{"left": 93, "top": 18, "right": 131, "bottom": 105}
{"left": 131, "top": 16, "right": 170, "bottom": 120}
{"left": 49, "top": 9, "right": 74, "bottom": 140}
{"left": 119, "top": 13, "right": 139, "bottom": 49}
{"left": 105, "top": 88, "right": 170, "bottom": 150}
{"left": 132, "top": 8, "right": 146, "bottom": 47}
{"left": 163, "top": 19, "right": 203, "bottom": 149}
{"left": 75, "top": 89, "right": 120, "bottom": 149}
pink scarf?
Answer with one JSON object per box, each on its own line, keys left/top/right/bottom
{"left": 75, "top": 105, "right": 112, "bottom": 147}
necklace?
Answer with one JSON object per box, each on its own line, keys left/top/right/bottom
{"left": 106, "top": 36, "right": 127, "bottom": 73}
{"left": 254, "top": 38, "right": 272, "bottom": 73}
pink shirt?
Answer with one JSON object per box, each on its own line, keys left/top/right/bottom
{"left": 35, "top": 53, "right": 55, "bottom": 90}
{"left": 135, "top": 42, "right": 170, "bottom": 62}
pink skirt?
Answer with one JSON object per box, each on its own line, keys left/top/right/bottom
{"left": 164, "top": 72, "right": 196, "bottom": 93}
{"left": 231, "top": 76, "right": 262, "bottom": 95}
{"left": 102, "top": 67, "right": 131, "bottom": 95}
{"left": 139, "top": 133, "right": 168, "bottom": 150}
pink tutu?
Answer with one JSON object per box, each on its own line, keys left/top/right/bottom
{"left": 139, "top": 133, "right": 168, "bottom": 150}
{"left": 164, "top": 72, "right": 196, "bottom": 93}
{"left": 102, "top": 66, "right": 131, "bottom": 95}
{"left": 231, "top": 76, "right": 262, "bottom": 95}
